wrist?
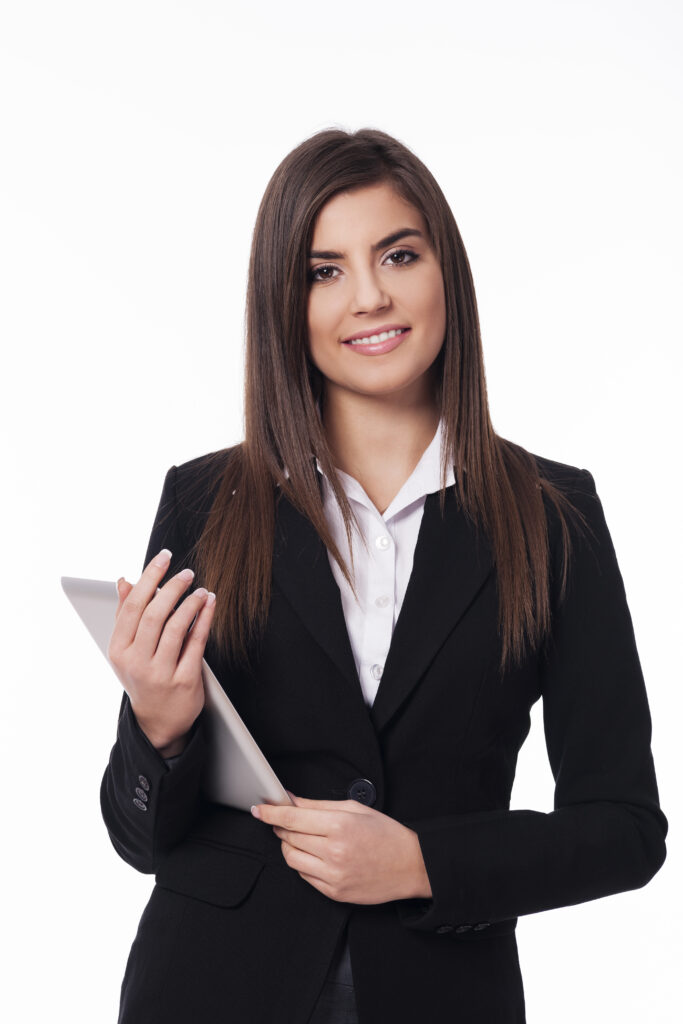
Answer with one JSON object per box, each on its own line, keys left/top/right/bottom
{"left": 130, "top": 704, "right": 189, "bottom": 758}
{"left": 156, "top": 735, "right": 189, "bottom": 758}
{"left": 404, "top": 828, "right": 433, "bottom": 900}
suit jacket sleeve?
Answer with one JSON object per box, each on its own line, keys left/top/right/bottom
{"left": 99, "top": 466, "right": 207, "bottom": 874}
{"left": 398, "top": 468, "right": 667, "bottom": 931}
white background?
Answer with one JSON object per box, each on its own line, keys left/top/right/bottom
{"left": 1, "top": 1, "right": 681, "bottom": 1020}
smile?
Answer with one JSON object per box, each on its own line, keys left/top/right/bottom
{"left": 341, "top": 327, "right": 412, "bottom": 358}
{"left": 345, "top": 327, "right": 409, "bottom": 346}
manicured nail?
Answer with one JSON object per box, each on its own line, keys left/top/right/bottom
{"left": 153, "top": 548, "right": 172, "bottom": 567}
{"left": 177, "top": 567, "right": 194, "bottom": 582}
{"left": 116, "top": 576, "right": 125, "bottom": 589}
{"left": 194, "top": 587, "right": 208, "bottom": 599}
{"left": 250, "top": 805, "right": 261, "bottom": 819}
{"left": 206, "top": 592, "right": 216, "bottom": 606}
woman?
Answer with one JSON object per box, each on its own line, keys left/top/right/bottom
{"left": 102, "top": 127, "right": 667, "bottom": 1023}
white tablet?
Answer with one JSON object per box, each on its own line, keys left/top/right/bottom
{"left": 61, "top": 576, "right": 292, "bottom": 811}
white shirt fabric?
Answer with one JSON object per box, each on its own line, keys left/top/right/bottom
{"left": 315, "top": 419, "right": 455, "bottom": 706}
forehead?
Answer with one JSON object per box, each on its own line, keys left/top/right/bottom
{"left": 311, "top": 182, "right": 426, "bottom": 243}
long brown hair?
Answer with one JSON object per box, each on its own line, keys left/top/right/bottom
{"left": 192, "top": 127, "right": 590, "bottom": 676}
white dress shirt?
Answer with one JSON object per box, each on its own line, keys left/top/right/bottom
{"left": 316, "top": 419, "right": 455, "bottom": 706}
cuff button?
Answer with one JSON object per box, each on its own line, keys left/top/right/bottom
{"left": 436, "top": 925, "right": 453, "bottom": 934}
{"left": 455, "top": 924, "right": 472, "bottom": 934}
{"left": 137, "top": 775, "right": 150, "bottom": 791}
{"left": 473, "top": 922, "right": 491, "bottom": 931}
{"left": 133, "top": 797, "right": 148, "bottom": 812}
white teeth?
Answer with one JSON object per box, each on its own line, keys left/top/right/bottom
{"left": 348, "top": 328, "right": 407, "bottom": 345}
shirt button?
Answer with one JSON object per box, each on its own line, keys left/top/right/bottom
{"left": 371, "top": 663, "right": 383, "bottom": 681}
{"left": 375, "top": 535, "right": 390, "bottom": 550}
{"left": 375, "top": 595, "right": 390, "bottom": 608}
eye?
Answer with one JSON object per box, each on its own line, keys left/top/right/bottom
{"left": 384, "top": 248, "right": 419, "bottom": 267}
{"left": 307, "top": 248, "right": 419, "bottom": 284}
{"left": 308, "top": 263, "right": 339, "bottom": 283}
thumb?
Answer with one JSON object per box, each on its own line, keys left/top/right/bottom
{"left": 115, "top": 577, "right": 133, "bottom": 618}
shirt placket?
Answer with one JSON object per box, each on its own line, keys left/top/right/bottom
{"left": 360, "top": 508, "right": 396, "bottom": 703}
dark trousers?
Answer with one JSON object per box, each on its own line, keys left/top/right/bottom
{"left": 307, "top": 933, "right": 359, "bottom": 1024}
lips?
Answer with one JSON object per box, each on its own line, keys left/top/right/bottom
{"left": 341, "top": 327, "right": 411, "bottom": 356}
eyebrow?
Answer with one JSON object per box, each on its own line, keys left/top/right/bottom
{"left": 308, "top": 227, "right": 424, "bottom": 260}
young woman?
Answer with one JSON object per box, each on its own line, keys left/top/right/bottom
{"left": 102, "top": 127, "right": 667, "bottom": 1023}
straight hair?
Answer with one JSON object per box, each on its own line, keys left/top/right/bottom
{"left": 190, "top": 127, "right": 591, "bottom": 676}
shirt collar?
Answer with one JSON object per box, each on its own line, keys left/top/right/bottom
{"left": 315, "top": 417, "right": 455, "bottom": 521}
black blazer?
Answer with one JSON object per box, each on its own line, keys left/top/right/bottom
{"left": 101, "top": 450, "right": 667, "bottom": 1024}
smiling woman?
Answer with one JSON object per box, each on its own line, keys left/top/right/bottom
{"left": 306, "top": 183, "right": 448, "bottom": 512}
{"left": 99, "top": 127, "right": 667, "bottom": 1023}
{"left": 307, "top": 185, "right": 446, "bottom": 405}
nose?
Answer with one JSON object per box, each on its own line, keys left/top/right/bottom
{"left": 349, "top": 265, "right": 390, "bottom": 315}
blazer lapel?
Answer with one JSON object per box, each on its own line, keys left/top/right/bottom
{"left": 271, "top": 478, "right": 495, "bottom": 732}
{"left": 370, "top": 486, "right": 494, "bottom": 732}
{"left": 272, "top": 487, "right": 363, "bottom": 703}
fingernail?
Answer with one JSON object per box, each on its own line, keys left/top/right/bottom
{"left": 194, "top": 587, "right": 208, "bottom": 599}
{"left": 177, "top": 567, "right": 194, "bottom": 582}
{"left": 250, "top": 805, "right": 261, "bottom": 819}
{"left": 206, "top": 592, "right": 216, "bottom": 606}
{"left": 116, "top": 576, "right": 124, "bottom": 589}
{"left": 153, "top": 548, "right": 172, "bottom": 567}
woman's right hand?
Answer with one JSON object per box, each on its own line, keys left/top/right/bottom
{"left": 107, "top": 548, "right": 216, "bottom": 758}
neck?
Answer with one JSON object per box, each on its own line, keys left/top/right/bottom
{"left": 319, "top": 382, "right": 441, "bottom": 501}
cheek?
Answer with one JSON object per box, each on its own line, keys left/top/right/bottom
{"left": 427, "top": 274, "right": 447, "bottom": 320}
{"left": 433, "top": 290, "right": 447, "bottom": 340}
{"left": 410, "top": 273, "right": 446, "bottom": 339}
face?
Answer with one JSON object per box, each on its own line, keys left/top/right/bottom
{"left": 306, "top": 182, "right": 446, "bottom": 408}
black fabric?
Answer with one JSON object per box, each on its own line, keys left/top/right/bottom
{"left": 307, "top": 933, "right": 359, "bottom": 1024}
{"left": 100, "top": 450, "right": 667, "bottom": 1023}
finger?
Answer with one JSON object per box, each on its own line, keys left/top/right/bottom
{"left": 252, "top": 804, "right": 341, "bottom": 836}
{"left": 114, "top": 578, "right": 134, "bottom": 621}
{"left": 176, "top": 591, "right": 217, "bottom": 666}
{"left": 279, "top": 840, "right": 330, "bottom": 882}
{"left": 132, "top": 567, "right": 204, "bottom": 660}
{"left": 110, "top": 549, "right": 175, "bottom": 651}
{"left": 155, "top": 589, "right": 216, "bottom": 676}
{"left": 281, "top": 794, "right": 370, "bottom": 814}
{"left": 272, "top": 826, "right": 329, "bottom": 860}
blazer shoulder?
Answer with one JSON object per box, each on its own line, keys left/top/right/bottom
{"left": 159, "top": 444, "right": 243, "bottom": 549}
{"left": 172, "top": 443, "right": 242, "bottom": 504}
{"left": 174, "top": 443, "right": 241, "bottom": 484}
{"left": 527, "top": 450, "right": 595, "bottom": 494}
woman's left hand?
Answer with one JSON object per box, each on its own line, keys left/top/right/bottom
{"left": 251, "top": 794, "right": 433, "bottom": 905}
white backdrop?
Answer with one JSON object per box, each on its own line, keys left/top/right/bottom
{"left": 1, "top": 1, "right": 680, "bottom": 1020}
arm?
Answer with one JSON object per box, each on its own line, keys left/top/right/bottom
{"left": 397, "top": 468, "right": 667, "bottom": 931}
{"left": 99, "top": 466, "right": 209, "bottom": 874}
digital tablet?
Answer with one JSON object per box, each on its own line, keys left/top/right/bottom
{"left": 61, "top": 576, "right": 292, "bottom": 811}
